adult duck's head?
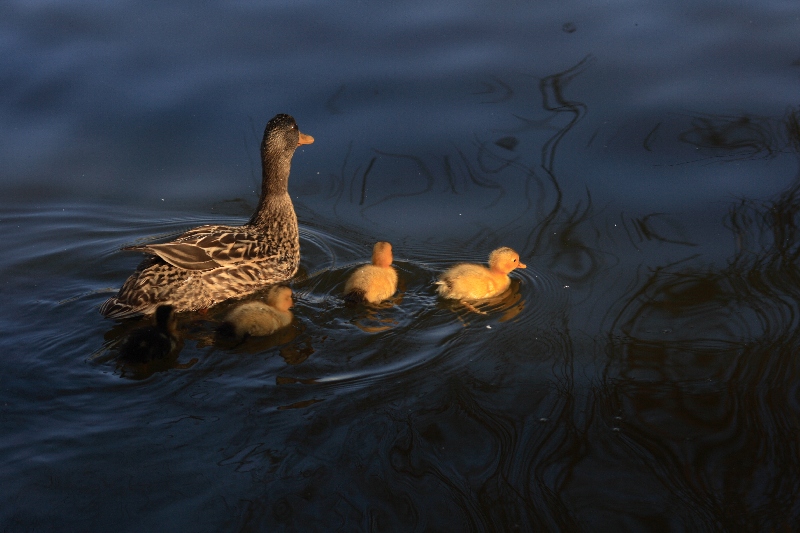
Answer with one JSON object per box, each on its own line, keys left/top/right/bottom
{"left": 260, "top": 114, "right": 314, "bottom": 191}
{"left": 488, "top": 247, "right": 526, "bottom": 275}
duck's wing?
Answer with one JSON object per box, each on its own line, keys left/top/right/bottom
{"left": 123, "top": 225, "right": 274, "bottom": 271}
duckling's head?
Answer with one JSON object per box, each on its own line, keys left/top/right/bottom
{"left": 266, "top": 285, "right": 294, "bottom": 312}
{"left": 154, "top": 305, "right": 176, "bottom": 334}
{"left": 372, "top": 241, "right": 393, "bottom": 268}
{"left": 488, "top": 247, "right": 526, "bottom": 274}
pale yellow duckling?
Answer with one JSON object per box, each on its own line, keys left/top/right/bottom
{"left": 343, "top": 241, "right": 398, "bottom": 304}
{"left": 436, "top": 247, "right": 526, "bottom": 300}
{"left": 218, "top": 285, "right": 294, "bottom": 338}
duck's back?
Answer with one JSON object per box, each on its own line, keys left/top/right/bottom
{"left": 222, "top": 301, "right": 292, "bottom": 337}
{"left": 437, "top": 263, "right": 509, "bottom": 300}
{"left": 344, "top": 265, "right": 398, "bottom": 303}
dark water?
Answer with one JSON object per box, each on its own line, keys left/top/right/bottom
{"left": 3, "top": 1, "right": 800, "bottom": 530}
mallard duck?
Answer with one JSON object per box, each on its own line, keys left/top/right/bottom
{"left": 100, "top": 114, "right": 313, "bottom": 319}
{"left": 344, "top": 241, "right": 398, "bottom": 304}
{"left": 217, "top": 285, "right": 294, "bottom": 338}
{"left": 436, "top": 247, "right": 526, "bottom": 300}
{"left": 117, "top": 305, "right": 178, "bottom": 362}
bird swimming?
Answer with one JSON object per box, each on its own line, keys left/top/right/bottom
{"left": 100, "top": 114, "right": 313, "bottom": 319}
{"left": 436, "top": 247, "right": 526, "bottom": 300}
{"left": 343, "top": 241, "right": 398, "bottom": 304}
{"left": 217, "top": 285, "right": 294, "bottom": 339}
{"left": 117, "top": 305, "right": 178, "bottom": 363}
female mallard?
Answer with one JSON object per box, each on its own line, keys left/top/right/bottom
{"left": 100, "top": 114, "right": 313, "bottom": 318}
{"left": 343, "top": 241, "right": 398, "bottom": 304}
{"left": 436, "top": 247, "right": 526, "bottom": 300}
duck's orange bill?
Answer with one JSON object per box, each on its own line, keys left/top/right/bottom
{"left": 298, "top": 132, "right": 314, "bottom": 145}
{"left": 518, "top": 262, "right": 527, "bottom": 268}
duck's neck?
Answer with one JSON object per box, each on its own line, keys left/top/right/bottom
{"left": 248, "top": 151, "right": 293, "bottom": 227}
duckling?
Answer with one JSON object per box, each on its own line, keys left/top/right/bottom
{"left": 100, "top": 113, "right": 314, "bottom": 319}
{"left": 436, "top": 247, "right": 526, "bottom": 300}
{"left": 117, "top": 305, "right": 178, "bottom": 363}
{"left": 344, "top": 241, "right": 398, "bottom": 304}
{"left": 218, "top": 285, "right": 294, "bottom": 338}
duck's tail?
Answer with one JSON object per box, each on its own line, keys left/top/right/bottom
{"left": 343, "top": 289, "right": 367, "bottom": 305}
{"left": 99, "top": 297, "right": 146, "bottom": 319}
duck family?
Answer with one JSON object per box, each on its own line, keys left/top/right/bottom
{"left": 100, "top": 113, "right": 313, "bottom": 319}
{"left": 102, "top": 113, "right": 529, "bottom": 354}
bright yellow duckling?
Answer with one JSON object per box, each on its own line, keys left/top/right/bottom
{"left": 218, "top": 285, "right": 294, "bottom": 339}
{"left": 436, "top": 247, "right": 526, "bottom": 300}
{"left": 343, "top": 241, "right": 398, "bottom": 304}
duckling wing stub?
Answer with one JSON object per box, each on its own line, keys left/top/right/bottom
{"left": 124, "top": 243, "right": 222, "bottom": 270}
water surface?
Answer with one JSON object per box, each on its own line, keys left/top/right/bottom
{"left": 3, "top": 0, "right": 800, "bottom": 530}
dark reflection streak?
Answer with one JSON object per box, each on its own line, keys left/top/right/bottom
{"left": 358, "top": 151, "right": 435, "bottom": 213}
{"left": 525, "top": 56, "right": 593, "bottom": 255}
{"left": 455, "top": 148, "right": 503, "bottom": 192}
{"left": 585, "top": 127, "right": 600, "bottom": 148}
{"left": 643, "top": 122, "right": 661, "bottom": 152}
{"left": 331, "top": 141, "right": 352, "bottom": 217}
{"left": 475, "top": 76, "right": 514, "bottom": 104}
{"left": 620, "top": 213, "right": 642, "bottom": 252}
{"left": 530, "top": 327, "right": 584, "bottom": 529}
{"left": 634, "top": 213, "right": 698, "bottom": 247}
{"left": 359, "top": 157, "right": 377, "bottom": 206}
{"left": 391, "top": 414, "right": 483, "bottom": 531}
{"left": 442, "top": 155, "right": 458, "bottom": 194}
{"left": 677, "top": 112, "right": 786, "bottom": 162}
{"left": 602, "top": 254, "right": 702, "bottom": 370}
{"left": 450, "top": 383, "right": 538, "bottom": 525}
{"left": 348, "top": 162, "right": 363, "bottom": 205}
{"left": 475, "top": 135, "right": 519, "bottom": 174}
{"left": 785, "top": 107, "right": 800, "bottom": 153}
{"left": 455, "top": 147, "right": 505, "bottom": 207}
{"left": 325, "top": 84, "right": 346, "bottom": 114}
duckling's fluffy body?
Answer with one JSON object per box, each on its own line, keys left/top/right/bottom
{"left": 344, "top": 242, "right": 398, "bottom": 304}
{"left": 100, "top": 114, "right": 313, "bottom": 319}
{"left": 219, "top": 286, "right": 294, "bottom": 338}
{"left": 436, "top": 247, "right": 526, "bottom": 300}
{"left": 118, "top": 305, "right": 177, "bottom": 362}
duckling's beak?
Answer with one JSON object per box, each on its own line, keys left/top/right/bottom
{"left": 298, "top": 132, "right": 314, "bottom": 146}
{"left": 518, "top": 261, "right": 527, "bottom": 269}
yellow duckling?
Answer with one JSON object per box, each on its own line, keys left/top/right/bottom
{"left": 118, "top": 305, "right": 178, "bottom": 362}
{"left": 436, "top": 247, "right": 526, "bottom": 300}
{"left": 218, "top": 285, "right": 294, "bottom": 338}
{"left": 343, "top": 241, "right": 398, "bottom": 304}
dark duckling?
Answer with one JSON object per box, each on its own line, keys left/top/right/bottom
{"left": 117, "top": 305, "right": 178, "bottom": 363}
